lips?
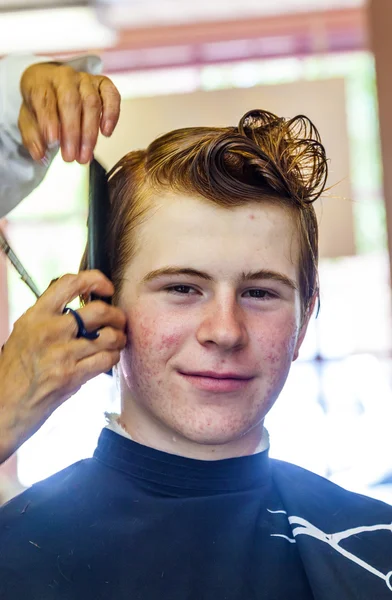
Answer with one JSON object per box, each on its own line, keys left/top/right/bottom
{"left": 178, "top": 371, "right": 254, "bottom": 392}
{"left": 182, "top": 371, "right": 253, "bottom": 380}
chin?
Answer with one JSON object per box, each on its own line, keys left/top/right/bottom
{"left": 171, "top": 418, "right": 254, "bottom": 447}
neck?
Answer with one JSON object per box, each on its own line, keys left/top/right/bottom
{"left": 119, "top": 389, "right": 267, "bottom": 461}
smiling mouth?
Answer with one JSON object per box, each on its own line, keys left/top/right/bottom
{"left": 180, "top": 371, "right": 253, "bottom": 380}
{"left": 178, "top": 371, "right": 254, "bottom": 392}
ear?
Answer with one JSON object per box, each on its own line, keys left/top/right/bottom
{"left": 292, "top": 294, "right": 317, "bottom": 361}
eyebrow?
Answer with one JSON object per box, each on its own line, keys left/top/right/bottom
{"left": 141, "top": 266, "right": 297, "bottom": 291}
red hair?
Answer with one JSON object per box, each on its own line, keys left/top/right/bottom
{"left": 99, "top": 109, "right": 328, "bottom": 315}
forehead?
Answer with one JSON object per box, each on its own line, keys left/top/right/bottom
{"left": 127, "top": 193, "right": 300, "bottom": 280}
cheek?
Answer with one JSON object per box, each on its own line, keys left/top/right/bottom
{"left": 123, "top": 308, "right": 184, "bottom": 365}
{"left": 121, "top": 312, "right": 185, "bottom": 401}
{"left": 251, "top": 319, "right": 299, "bottom": 413}
{"left": 157, "top": 333, "right": 183, "bottom": 352}
{"left": 257, "top": 317, "right": 300, "bottom": 369}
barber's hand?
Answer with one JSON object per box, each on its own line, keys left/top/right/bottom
{"left": 0, "top": 271, "right": 126, "bottom": 464}
{"left": 19, "top": 62, "right": 121, "bottom": 164}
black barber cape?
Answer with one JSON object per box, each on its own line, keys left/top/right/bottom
{"left": 0, "top": 428, "right": 391, "bottom": 600}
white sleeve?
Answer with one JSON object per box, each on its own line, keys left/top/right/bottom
{"left": 0, "top": 54, "right": 102, "bottom": 219}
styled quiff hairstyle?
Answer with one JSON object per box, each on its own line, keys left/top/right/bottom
{"left": 105, "top": 109, "right": 328, "bottom": 315}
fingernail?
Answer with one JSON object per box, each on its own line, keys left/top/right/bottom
{"left": 79, "top": 145, "right": 91, "bottom": 164}
{"left": 31, "top": 143, "right": 42, "bottom": 161}
{"left": 103, "top": 120, "right": 113, "bottom": 136}
{"left": 63, "top": 143, "right": 75, "bottom": 161}
{"left": 48, "top": 140, "right": 60, "bottom": 150}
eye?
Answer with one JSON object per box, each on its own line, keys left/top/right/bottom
{"left": 165, "top": 284, "right": 199, "bottom": 295}
{"left": 243, "top": 289, "right": 277, "bottom": 300}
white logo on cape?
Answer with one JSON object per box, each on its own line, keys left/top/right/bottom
{"left": 268, "top": 509, "right": 392, "bottom": 592}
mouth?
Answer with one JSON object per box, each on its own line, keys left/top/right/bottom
{"left": 178, "top": 370, "right": 254, "bottom": 393}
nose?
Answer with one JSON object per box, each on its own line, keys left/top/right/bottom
{"left": 196, "top": 295, "right": 248, "bottom": 351}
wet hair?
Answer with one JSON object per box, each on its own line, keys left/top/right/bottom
{"left": 101, "top": 109, "right": 328, "bottom": 316}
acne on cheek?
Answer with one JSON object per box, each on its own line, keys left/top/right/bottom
{"left": 256, "top": 322, "right": 299, "bottom": 399}
{"left": 122, "top": 312, "right": 182, "bottom": 390}
{"left": 264, "top": 339, "right": 298, "bottom": 366}
{"left": 157, "top": 333, "right": 182, "bottom": 351}
{"left": 132, "top": 319, "right": 156, "bottom": 350}
{"left": 135, "top": 329, "right": 182, "bottom": 354}
{"left": 127, "top": 308, "right": 182, "bottom": 351}
{"left": 262, "top": 316, "right": 299, "bottom": 354}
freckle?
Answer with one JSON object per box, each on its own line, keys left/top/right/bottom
{"left": 249, "top": 214, "right": 255, "bottom": 220}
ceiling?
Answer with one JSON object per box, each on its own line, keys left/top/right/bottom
{"left": 1, "top": 0, "right": 86, "bottom": 9}
{"left": 0, "top": 0, "right": 367, "bottom": 62}
{"left": 95, "top": 0, "right": 365, "bottom": 28}
{"left": 1, "top": 0, "right": 365, "bottom": 27}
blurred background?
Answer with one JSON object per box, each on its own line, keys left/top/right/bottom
{"left": 1, "top": 0, "right": 392, "bottom": 505}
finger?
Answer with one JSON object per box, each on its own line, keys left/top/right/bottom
{"left": 28, "top": 83, "right": 59, "bottom": 147}
{"left": 36, "top": 271, "right": 115, "bottom": 315}
{"left": 63, "top": 302, "right": 127, "bottom": 339}
{"left": 98, "top": 76, "right": 121, "bottom": 137}
{"left": 68, "top": 326, "right": 127, "bottom": 361}
{"left": 56, "top": 77, "right": 82, "bottom": 162}
{"left": 35, "top": 347, "right": 121, "bottom": 406}
{"left": 75, "top": 349, "right": 122, "bottom": 383}
{"left": 78, "top": 76, "right": 102, "bottom": 164}
{"left": 78, "top": 301, "right": 127, "bottom": 332}
{"left": 18, "top": 104, "right": 45, "bottom": 161}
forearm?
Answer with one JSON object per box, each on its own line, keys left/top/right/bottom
{"left": 0, "top": 398, "right": 26, "bottom": 466}
{"left": 0, "top": 411, "right": 21, "bottom": 465}
{"left": 0, "top": 354, "right": 36, "bottom": 465}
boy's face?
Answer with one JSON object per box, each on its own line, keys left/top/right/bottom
{"left": 118, "top": 193, "right": 311, "bottom": 457}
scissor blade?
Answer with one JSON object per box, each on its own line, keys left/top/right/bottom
{"left": 0, "top": 230, "right": 41, "bottom": 299}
